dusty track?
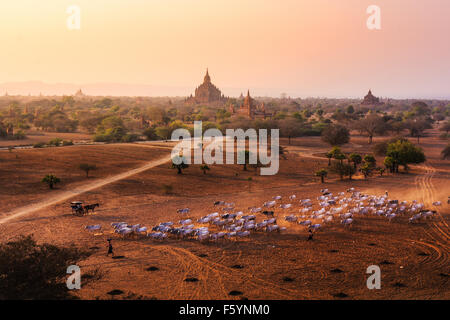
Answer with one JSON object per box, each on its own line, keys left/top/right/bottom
{"left": 412, "top": 163, "right": 450, "bottom": 273}
{"left": 0, "top": 137, "right": 225, "bottom": 225}
{"left": 0, "top": 155, "right": 172, "bottom": 225}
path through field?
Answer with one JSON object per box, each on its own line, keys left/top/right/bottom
{"left": 0, "top": 137, "right": 227, "bottom": 225}
{"left": 0, "top": 155, "right": 172, "bottom": 225}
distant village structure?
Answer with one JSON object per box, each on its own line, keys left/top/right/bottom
{"left": 74, "top": 89, "right": 86, "bottom": 97}
{"left": 361, "top": 89, "right": 384, "bottom": 106}
{"left": 229, "top": 90, "right": 271, "bottom": 119}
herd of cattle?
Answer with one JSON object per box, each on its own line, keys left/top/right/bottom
{"left": 84, "top": 188, "right": 443, "bottom": 241}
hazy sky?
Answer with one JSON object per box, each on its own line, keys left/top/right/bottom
{"left": 0, "top": 0, "right": 449, "bottom": 98}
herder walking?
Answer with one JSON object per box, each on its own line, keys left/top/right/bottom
{"left": 307, "top": 229, "right": 314, "bottom": 241}
{"left": 107, "top": 239, "right": 114, "bottom": 257}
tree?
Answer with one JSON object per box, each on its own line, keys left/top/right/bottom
{"left": 326, "top": 151, "right": 333, "bottom": 166}
{"left": 321, "top": 124, "right": 350, "bottom": 146}
{"left": 376, "top": 167, "right": 386, "bottom": 176}
{"left": 41, "top": 174, "right": 60, "bottom": 189}
{"left": 433, "top": 113, "right": 445, "bottom": 123}
{"left": 200, "top": 164, "right": 210, "bottom": 174}
{"left": 442, "top": 144, "right": 450, "bottom": 160}
{"left": 328, "top": 146, "right": 343, "bottom": 158}
{"left": 171, "top": 155, "right": 189, "bottom": 174}
{"left": 279, "top": 119, "right": 302, "bottom": 144}
{"left": 363, "top": 154, "right": 377, "bottom": 169}
{"left": 440, "top": 121, "right": 450, "bottom": 135}
{"left": 372, "top": 141, "right": 389, "bottom": 156}
{"left": 143, "top": 127, "right": 158, "bottom": 140}
{"left": 403, "top": 118, "right": 432, "bottom": 144}
{"left": 279, "top": 145, "right": 288, "bottom": 160}
{"left": 155, "top": 126, "right": 171, "bottom": 140}
{"left": 0, "top": 235, "right": 90, "bottom": 299}
{"left": 315, "top": 169, "right": 328, "bottom": 183}
{"left": 372, "top": 137, "right": 409, "bottom": 156}
{"left": 239, "top": 150, "right": 251, "bottom": 171}
{"left": 348, "top": 153, "right": 362, "bottom": 169}
{"left": 94, "top": 116, "right": 128, "bottom": 142}
{"left": 411, "top": 101, "right": 431, "bottom": 116}
{"left": 360, "top": 162, "right": 373, "bottom": 179}
{"left": 346, "top": 105, "right": 355, "bottom": 114}
{"left": 353, "top": 113, "right": 387, "bottom": 144}
{"left": 331, "top": 162, "right": 355, "bottom": 180}
{"left": 334, "top": 152, "right": 346, "bottom": 164}
{"left": 390, "top": 120, "right": 405, "bottom": 135}
{"left": 79, "top": 163, "right": 97, "bottom": 178}
{"left": 385, "top": 139, "right": 426, "bottom": 173}
{"left": 384, "top": 156, "right": 395, "bottom": 173}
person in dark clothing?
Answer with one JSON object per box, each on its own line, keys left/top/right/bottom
{"left": 307, "top": 229, "right": 314, "bottom": 241}
{"left": 107, "top": 239, "right": 114, "bottom": 257}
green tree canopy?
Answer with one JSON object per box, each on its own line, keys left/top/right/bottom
{"left": 41, "top": 174, "right": 60, "bottom": 189}
{"left": 321, "top": 124, "right": 350, "bottom": 146}
{"left": 385, "top": 139, "right": 426, "bottom": 172}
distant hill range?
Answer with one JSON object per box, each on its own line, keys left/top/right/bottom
{"left": 0, "top": 81, "right": 193, "bottom": 97}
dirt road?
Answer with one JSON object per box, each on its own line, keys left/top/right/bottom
{"left": 0, "top": 155, "right": 172, "bottom": 225}
{"left": 0, "top": 137, "right": 226, "bottom": 225}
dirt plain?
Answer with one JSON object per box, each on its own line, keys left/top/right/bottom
{"left": 0, "top": 132, "right": 448, "bottom": 300}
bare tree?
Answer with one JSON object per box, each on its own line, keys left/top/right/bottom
{"left": 353, "top": 113, "right": 387, "bottom": 144}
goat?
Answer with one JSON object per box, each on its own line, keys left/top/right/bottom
{"left": 266, "top": 225, "right": 280, "bottom": 232}
{"left": 177, "top": 208, "right": 190, "bottom": 214}
{"left": 299, "top": 220, "right": 312, "bottom": 226}
{"left": 250, "top": 207, "right": 262, "bottom": 213}
{"left": 285, "top": 215, "right": 298, "bottom": 222}
{"left": 148, "top": 232, "right": 167, "bottom": 240}
{"left": 341, "top": 218, "right": 353, "bottom": 226}
{"left": 263, "top": 201, "right": 276, "bottom": 208}
{"left": 85, "top": 225, "right": 101, "bottom": 231}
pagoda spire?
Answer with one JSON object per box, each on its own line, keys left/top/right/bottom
{"left": 204, "top": 68, "right": 211, "bottom": 83}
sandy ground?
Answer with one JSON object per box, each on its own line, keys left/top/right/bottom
{"left": 0, "top": 133, "right": 448, "bottom": 300}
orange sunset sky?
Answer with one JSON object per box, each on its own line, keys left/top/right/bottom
{"left": 0, "top": 0, "right": 449, "bottom": 98}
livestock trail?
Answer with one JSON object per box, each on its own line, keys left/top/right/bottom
{"left": 413, "top": 163, "right": 449, "bottom": 270}
{"left": 152, "top": 245, "right": 311, "bottom": 299}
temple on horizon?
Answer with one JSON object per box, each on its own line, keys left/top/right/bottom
{"left": 361, "top": 89, "right": 384, "bottom": 106}
{"left": 186, "top": 69, "right": 226, "bottom": 104}
{"left": 229, "top": 90, "right": 271, "bottom": 120}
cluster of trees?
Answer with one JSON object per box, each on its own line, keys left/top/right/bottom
{"left": 40, "top": 163, "right": 98, "bottom": 190}
{"left": 321, "top": 101, "right": 445, "bottom": 146}
{"left": 33, "top": 138, "right": 74, "bottom": 148}
{"left": 439, "top": 120, "right": 450, "bottom": 139}
{"left": 377, "top": 138, "right": 426, "bottom": 173}
{"left": 0, "top": 235, "right": 90, "bottom": 299}
{"left": 350, "top": 102, "right": 439, "bottom": 144}
{"left": 34, "top": 107, "right": 78, "bottom": 132}
{"left": 316, "top": 138, "right": 426, "bottom": 183}
{"left": 0, "top": 96, "right": 447, "bottom": 147}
